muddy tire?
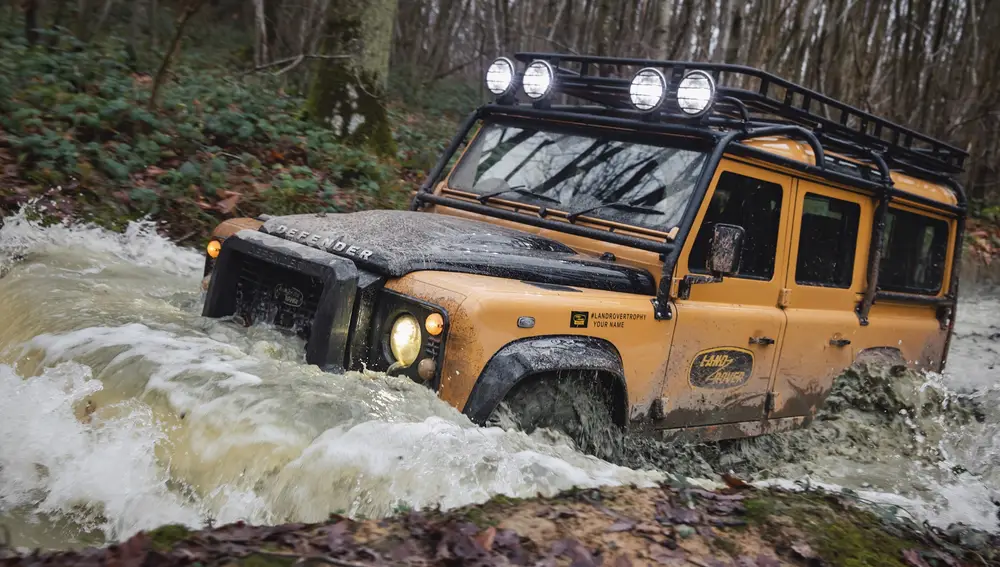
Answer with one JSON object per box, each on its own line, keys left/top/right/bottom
{"left": 490, "top": 372, "right": 623, "bottom": 459}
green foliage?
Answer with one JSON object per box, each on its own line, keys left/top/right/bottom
{"left": 0, "top": 26, "right": 453, "bottom": 242}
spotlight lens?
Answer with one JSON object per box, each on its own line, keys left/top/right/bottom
{"left": 677, "top": 70, "right": 716, "bottom": 116}
{"left": 629, "top": 68, "right": 667, "bottom": 111}
{"left": 485, "top": 57, "right": 514, "bottom": 96}
{"left": 522, "top": 60, "right": 554, "bottom": 100}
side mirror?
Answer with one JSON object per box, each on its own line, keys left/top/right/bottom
{"left": 707, "top": 223, "right": 744, "bottom": 276}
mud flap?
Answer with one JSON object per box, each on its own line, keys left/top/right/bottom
{"left": 462, "top": 336, "right": 627, "bottom": 426}
{"left": 202, "top": 230, "right": 359, "bottom": 371}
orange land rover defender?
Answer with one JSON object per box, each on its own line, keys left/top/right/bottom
{"left": 201, "top": 53, "right": 968, "bottom": 443}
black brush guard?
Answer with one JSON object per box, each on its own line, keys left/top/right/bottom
{"left": 202, "top": 230, "right": 360, "bottom": 371}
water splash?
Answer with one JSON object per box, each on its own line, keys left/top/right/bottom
{"left": 1, "top": 211, "right": 998, "bottom": 547}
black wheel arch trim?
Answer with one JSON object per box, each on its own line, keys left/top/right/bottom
{"left": 462, "top": 335, "right": 628, "bottom": 427}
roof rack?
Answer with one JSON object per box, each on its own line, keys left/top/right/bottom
{"left": 510, "top": 52, "right": 968, "bottom": 177}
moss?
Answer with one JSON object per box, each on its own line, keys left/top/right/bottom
{"left": 147, "top": 524, "right": 191, "bottom": 551}
{"left": 742, "top": 497, "right": 778, "bottom": 524}
{"left": 712, "top": 536, "right": 741, "bottom": 557}
{"left": 746, "top": 491, "right": 912, "bottom": 567}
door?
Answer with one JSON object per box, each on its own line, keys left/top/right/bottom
{"left": 769, "top": 181, "right": 872, "bottom": 419}
{"left": 658, "top": 164, "right": 793, "bottom": 429}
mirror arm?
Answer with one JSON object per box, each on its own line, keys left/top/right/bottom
{"left": 678, "top": 273, "right": 722, "bottom": 299}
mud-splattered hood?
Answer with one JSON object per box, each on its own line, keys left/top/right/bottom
{"left": 258, "top": 210, "right": 655, "bottom": 295}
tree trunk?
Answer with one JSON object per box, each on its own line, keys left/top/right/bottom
{"left": 24, "top": 0, "right": 39, "bottom": 44}
{"left": 148, "top": 0, "right": 204, "bottom": 110}
{"left": 304, "top": 0, "right": 398, "bottom": 157}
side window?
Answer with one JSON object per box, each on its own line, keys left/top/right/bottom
{"left": 795, "top": 194, "right": 861, "bottom": 288}
{"left": 689, "top": 171, "right": 783, "bottom": 280}
{"left": 879, "top": 208, "right": 949, "bottom": 294}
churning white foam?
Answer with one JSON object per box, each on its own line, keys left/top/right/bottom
{"left": 0, "top": 362, "right": 205, "bottom": 540}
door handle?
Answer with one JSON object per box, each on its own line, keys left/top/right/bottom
{"left": 749, "top": 336, "right": 775, "bottom": 346}
{"left": 829, "top": 338, "right": 852, "bottom": 347}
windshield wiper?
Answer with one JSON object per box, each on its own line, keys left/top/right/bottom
{"left": 476, "top": 185, "right": 560, "bottom": 205}
{"left": 566, "top": 200, "right": 666, "bottom": 223}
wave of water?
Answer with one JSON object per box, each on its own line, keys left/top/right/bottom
{"left": 0, "top": 212, "right": 662, "bottom": 548}
{"left": 0, "top": 210, "right": 997, "bottom": 548}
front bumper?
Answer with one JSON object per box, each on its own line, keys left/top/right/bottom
{"left": 201, "top": 230, "right": 447, "bottom": 384}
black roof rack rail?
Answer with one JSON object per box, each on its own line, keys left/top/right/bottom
{"left": 510, "top": 52, "right": 969, "bottom": 177}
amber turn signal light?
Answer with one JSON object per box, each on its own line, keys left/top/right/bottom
{"left": 206, "top": 239, "right": 222, "bottom": 259}
{"left": 425, "top": 313, "right": 444, "bottom": 336}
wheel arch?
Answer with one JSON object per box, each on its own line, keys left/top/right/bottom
{"left": 461, "top": 335, "right": 628, "bottom": 427}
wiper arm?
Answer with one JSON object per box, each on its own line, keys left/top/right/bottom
{"left": 566, "top": 200, "right": 665, "bottom": 223}
{"left": 476, "top": 185, "right": 560, "bottom": 205}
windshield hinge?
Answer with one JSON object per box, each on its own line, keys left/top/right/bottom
{"left": 651, "top": 297, "right": 673, "bottom": 320}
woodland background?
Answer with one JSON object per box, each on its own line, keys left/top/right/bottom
{"left": 1, "top": 0, "right": 999, "bottom": 255}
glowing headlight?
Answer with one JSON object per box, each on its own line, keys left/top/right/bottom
{"left": 522, "top": 60, "right": 554, "bottom": 100}
{"left": 629, "top": 68, "right": 667, "bottom": 112}
{"left": 486, "top": 57, "right": 515, "bottom": 96}
{"left": 676, "top": 70, "right": 716, "bottom": 116}
{"left": 390, "top": 314, "right": 421, "bottom": 367}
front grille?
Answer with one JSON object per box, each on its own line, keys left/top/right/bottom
{"left": 233, "top": 254, "right": 324, "bottom": 340}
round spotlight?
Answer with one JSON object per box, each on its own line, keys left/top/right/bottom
{"left": 206, "top": 239, "right": 221, "bottom": 259}
{"left": 629, "top": 67, "right": 667, "bottom": 112}
{"left": 485, "top": 57, "right": 515, "bottom": 96}
{"left": 677, "top": 70, "right": 716, "bottom": 116}
{"left": 389, "top": 314, "right": 421, "bottom": 367}
{"left": 522, "top": 60, "right": 555, "bottom": 100}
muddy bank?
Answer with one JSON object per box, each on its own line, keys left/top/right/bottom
{"left": 3, "top": 483, "right": 998, "bottom": 567}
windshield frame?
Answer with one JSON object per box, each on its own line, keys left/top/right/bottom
{"left": 441, "top": 116, "right": 715, "bottom": 238}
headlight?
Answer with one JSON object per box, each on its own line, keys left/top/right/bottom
{"left": 389, "top": 314, "right": 421, "bottom": 367}
{"left": 522, "top": 60, "right": 554, "bottom": 100}
{"left": 485, "top": 57, "right": 515, "bottom": 96}
{"left": 676, "top": 70, "right": 716, "bottom": 116}
{"left": 629, "top": 67, "right": 667, "bottom": 112}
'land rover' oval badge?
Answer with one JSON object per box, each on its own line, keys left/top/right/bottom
{"left": 689, "top": 347, "right": 754, "bottom": 389}
{"left": 274, "top": 284, "right": 304, "bottom": 308}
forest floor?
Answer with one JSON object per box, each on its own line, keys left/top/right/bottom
{"left": 2, "top": 483, "right": 999, "bottom": 567}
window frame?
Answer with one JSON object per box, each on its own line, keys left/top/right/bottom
{"left": 876, "top": 205, "right": 952, "bottom": 296}
{"left": 687, "top": 170, "right": 786, "bottom": 282}
{"left": 792, "top": 192, "right": 862, "bottom": 289}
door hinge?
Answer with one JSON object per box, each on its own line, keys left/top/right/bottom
{"left": 764, "top": 391, "right": 776, "bottom": 414}
{"left": 778, "top": 288, "right": 792, "bottom": 308}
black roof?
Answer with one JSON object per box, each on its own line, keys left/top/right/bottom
{"left": 507, "top": 53, "right": 968, "bottom": 179}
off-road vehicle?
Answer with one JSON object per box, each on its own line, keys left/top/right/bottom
{"left": 201, "top": 53, "right": 968, "bottom": 443}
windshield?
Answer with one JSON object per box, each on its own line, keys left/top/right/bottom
{"left": 447, "top": 123, "right": 709, "bottom": 232}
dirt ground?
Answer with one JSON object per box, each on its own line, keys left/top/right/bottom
{"left": 2, "top": 482, "right": 997, "bottom": 567}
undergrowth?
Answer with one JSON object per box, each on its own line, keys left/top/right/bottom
{"left": 0, "top": 26, "right": 462, "bottom": 243}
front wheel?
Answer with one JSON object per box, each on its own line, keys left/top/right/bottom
{"left": 488, "top": 372, "right": 623, "bottom": 460}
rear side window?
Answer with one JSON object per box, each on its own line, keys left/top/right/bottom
{"left": 795, "top": 194, "right": 860, "bottom": 288}
{"left": 689, "top": 171, "right": 783, "bottom": 280}
{"left": 878, "top": 209, "right": 950, "bottom": 294}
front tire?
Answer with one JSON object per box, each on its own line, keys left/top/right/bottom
{"left": 489, "top": 372, "right": 623, "bottom": 459}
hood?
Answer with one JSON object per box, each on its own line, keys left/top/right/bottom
{"left": 258, "top": 210, "right": 655, "bottom": 295}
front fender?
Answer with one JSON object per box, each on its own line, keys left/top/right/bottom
{"left": 462, "top": 335, "right": 627, "bottom": 425}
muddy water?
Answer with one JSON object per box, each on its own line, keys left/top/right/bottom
{"left": 0, "top": 212, "right": 997, "bottom": 550}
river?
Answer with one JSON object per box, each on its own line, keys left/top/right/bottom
{"left": 0, "top": 212, "right": 997, "bottom": 550}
